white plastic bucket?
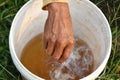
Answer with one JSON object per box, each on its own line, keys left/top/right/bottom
{"left": 9, "top": 0, "right": 112, "bottom": 80}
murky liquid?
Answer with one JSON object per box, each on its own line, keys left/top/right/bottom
{"left": 21, "top": 33, "right": 94, "bottom": 80}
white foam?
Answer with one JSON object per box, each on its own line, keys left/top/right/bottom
{"left": 49, "top": 46, "right": 93, "bottom": 80}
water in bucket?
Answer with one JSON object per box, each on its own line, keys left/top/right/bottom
{"left": 21, "top": 33, "right": 94, "bottom": 80}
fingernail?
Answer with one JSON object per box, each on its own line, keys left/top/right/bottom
{"left": 46, "top": 49, "right": 47, "bottom": 53}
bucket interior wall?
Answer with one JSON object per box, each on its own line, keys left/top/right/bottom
{"left": 12, "top": 0, "right": 111, "bottom": 73}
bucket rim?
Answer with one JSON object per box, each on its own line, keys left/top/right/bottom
{"left": 9, "top": 0, "right": 112, "bottom": 80}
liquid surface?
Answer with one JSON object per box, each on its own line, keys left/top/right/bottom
{"left": 21, "top": 34, "right": 94, "bottom": 80}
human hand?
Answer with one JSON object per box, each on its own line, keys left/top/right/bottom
{"left": 43, "top": 2, "right": 74, "bottom": 63}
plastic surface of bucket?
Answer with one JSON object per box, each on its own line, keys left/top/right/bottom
{"left": 9, "top": 0, "right": 112, "bottom": 80}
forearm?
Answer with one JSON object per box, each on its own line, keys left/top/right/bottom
{"left": 42, "top": 0, "right": 68, "bottom": 10}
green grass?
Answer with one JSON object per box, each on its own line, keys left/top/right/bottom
{"left": 0, "top": 0, "right": 120, "bottom": 80}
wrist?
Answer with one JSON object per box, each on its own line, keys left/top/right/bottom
{"left": 48, "top": 2, "right": 69, "bottom": 13}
